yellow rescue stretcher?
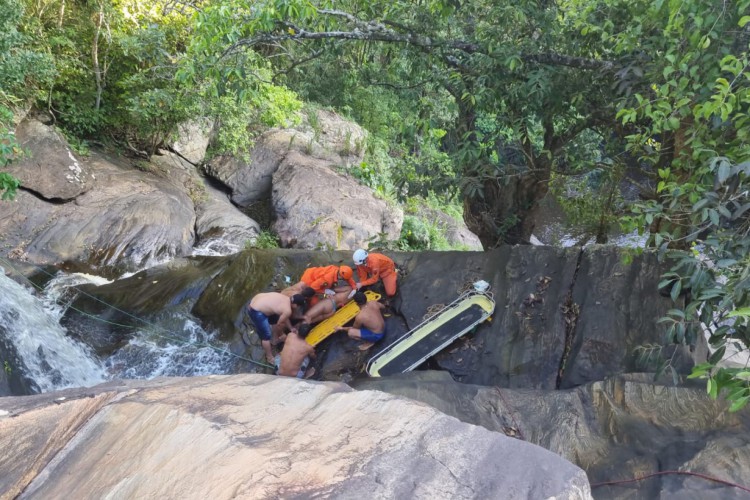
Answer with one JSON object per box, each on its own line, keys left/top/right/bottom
{"left": 306, "top": 290, "right": 382, "bottom": 346}
{"left": 366, "top": 286, "right": 494, "bottom": 377}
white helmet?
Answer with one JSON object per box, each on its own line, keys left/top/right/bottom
{"left": 353, "top": 248, "right": 368, "bottom": 266}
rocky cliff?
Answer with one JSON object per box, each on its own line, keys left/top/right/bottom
{"left": 0, "top": 375, "right": 591, "bottom": 499}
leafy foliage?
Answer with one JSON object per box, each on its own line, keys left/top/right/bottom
{"left": 613, "top": 1, "right": 750, "bottom": 410}
{"left": 246, "top": 230, "right": 280, "bottom": 250}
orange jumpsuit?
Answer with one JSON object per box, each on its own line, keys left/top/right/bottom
{"left": 301, "top": 265, "right": 356, "bottom": 294}
{"left": 356, "top": 253, "right": 397, "bottom": 297}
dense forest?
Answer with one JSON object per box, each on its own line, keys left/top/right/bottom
{"left": 1, "top": 0, "right": 749, "bottom": 407}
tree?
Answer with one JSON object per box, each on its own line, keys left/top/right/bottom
{"left": 190, "top": 0, "right": 626, "bottom": 246}
{"left": 609, "top": 0, "right": 750, "bottom": 410}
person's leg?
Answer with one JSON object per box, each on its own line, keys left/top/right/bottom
{"left": 249, "top": 309, "right": 275, "bottom": 364}
{"left": 296, "top": 357, "right": 310, "bottom": 378}
{"left": 303, "top": 298, "right": 334, "bottom": 324}
{"left": 383, "top": 273, "right": 397, "bottom": 297}
{"left": 273, "top": 354, "right": 281, "bottom": 375}
{"left": 347, "top": 327, "right": 384, "bottom": 350}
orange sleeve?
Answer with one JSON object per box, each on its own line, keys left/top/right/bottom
{"left": 357, "top": 265, "right": 368, "bottom": 282}
{"left": 360, "top": 266, "right": 379, "bottom": 287}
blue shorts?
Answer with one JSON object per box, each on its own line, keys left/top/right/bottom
{"left": 248, "top": 307, "right": 273, "bottom": 341}
{"left": 359, "top": 327, "right": 385, "bottom": 343}
{"left": 274, "top": 355, "right": 310, "bottom": 378}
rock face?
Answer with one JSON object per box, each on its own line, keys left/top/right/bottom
{"left": 205, "top": 129, "right": 296, "bottom": 207}
{"left": 355, "top": 371, "right": 750, "bottom": 500}
{"left": 0, "top": 375, "right": 592, "bottom": 499}
{"left": 408, "top": 204, "right": 483, "bottom": 250}
{"left": 78, "top": 246, "right": 698, "bottom": 391}
{"left": 171, "top": 118, "right": 213, "bottom": 165}
{"left": 204, "top": 110, "right": 367, "bottom": 209}
{"left": 0, "top": 152, "right": 196, "bottom": 269}
{"left": 195, "top": 182, "right": 261, "bottom": 254}
{"left": 7, "top": 118, "right": 94, "bottom": 200}
{"left": 272, "top": 153, "right": 403, "bottom": 250}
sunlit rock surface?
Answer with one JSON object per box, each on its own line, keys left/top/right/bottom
{"left": 0, "top": 375, "right": 591, "bottom": 499}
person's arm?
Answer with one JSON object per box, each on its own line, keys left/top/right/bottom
{"left": 278, "top": 308, "right": 295, "bottom": 333}
{"left": 359, "top": 268, "right": 379, "bottom": 287}
{"left": 357, "top": 265, "right": 367, "bottom": 283}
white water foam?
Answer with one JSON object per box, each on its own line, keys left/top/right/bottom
{"left": 104, "top": 317, "right": 235, "bottom": 379}
{"left": 0, "top": 271, "right": 107, "bottom": 392}
{"left": 191, "top": 236, "right": 243, "bottom": 257}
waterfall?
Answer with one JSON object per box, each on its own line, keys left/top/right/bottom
{"left": 0, "top": 271, "right": 107, "bottom": 393}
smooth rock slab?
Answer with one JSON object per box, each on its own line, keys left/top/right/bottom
{"left": 0, "top": 375, "right": 592, "bottom": 499}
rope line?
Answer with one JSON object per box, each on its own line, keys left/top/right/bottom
{"left": 0, "top": 256, "right": 274, "bottom": 369}
{"left": 590, "top": 469, "right": 750, "bottom": 493}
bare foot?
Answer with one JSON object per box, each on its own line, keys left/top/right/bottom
{"left": 266, "top": 355, "right": 276, "bottom": 365}
{"left": 304, "top": 367, "right": 316, "bottom": 379}
{"left": 358, "top": 341, "right": 375, "bottom": 351}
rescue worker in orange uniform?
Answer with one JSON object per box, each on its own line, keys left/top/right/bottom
{"left": 300, "top": 264, "right": 356, "bottom": 294}
{"left": 353, "top": 249, "right": 397, "bottom": 297}
{"left": 284, "top": 265, "right": 356, "bottom": 306}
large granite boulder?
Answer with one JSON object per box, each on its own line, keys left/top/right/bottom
{"left": 0, "top": 375, "right": 591, "bottom": 499}
{"left": 296, "top": 107, "right": 368, "bottom": 166}
{"left": 0, "top": 151, "right": 196, "bottom": 270}
{"left": 407, "top": 203, "right": 483, "bottom": 250}
{"left": 204, "top": 129, "right": 296, "bottom": 207}
{"left": 204, "top": 110, "right": 367, "bottom": 209}
{"left": 272, "top": 152, "right": 403, "bottom": 250}
{"left": 171, "top": 118, "right": 213, "bottom": 165}
{"left": 194, "top": 182, "right": 261, "bottom": 254}
{"left": 355, "top": 371, "right": 750, "bottom": 500}
{"left": 7, "top": 119, "right": 94, "bottom": 200}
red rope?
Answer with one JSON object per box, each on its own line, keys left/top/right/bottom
{"left": 491, "top": 389, "right": 750, "bottom": 495}
{"left": 590, "top": 470, "right": 750, "bottom": 494}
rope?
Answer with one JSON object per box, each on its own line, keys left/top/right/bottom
{"left": 0, "top": 256, "right": 275, "bottom": 370}
{"left": 590, "top": 470, "right": 750, "bottom": 494}
{"left": 491, "top": 386, "right": 750, "bottom": 495}
{"left": 423, "top": 303, "right": 446, "bottom": 321}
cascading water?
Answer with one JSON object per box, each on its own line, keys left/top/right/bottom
{"left": 0, "top": 271, "right": 107, "bottom": 393}
{"left": 41, "top": 271, "right": 240, "bottom": 382}
{"left": 0, "top": 265, "right": 248, "bottom": 395}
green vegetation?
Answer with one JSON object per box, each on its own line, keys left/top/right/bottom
{"left": 246, "top": 230, "right": 280, "bottom": 250}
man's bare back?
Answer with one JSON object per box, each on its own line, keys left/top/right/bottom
{"left": 250, "top": 292, "right": 293, "bottom": 318}
{"left": 277, "top": 330, "right": 316, "bottom": 378}
{"left": 353, "top": 301, "right": 385, "bottom": 332}
{"left": 335, "top": 293, "right": 386, "bottom": 349}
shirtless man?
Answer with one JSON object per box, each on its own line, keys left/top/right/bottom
{"left": 275, "top": 323, "right": 316, "bottom": 378}
{"left": 335, "top": 291, "right": 386, "bottom": 350}
{"left": 277, "top": 286, "right": 315, "bottom": 333}
{"left": 247, "top": 292, "right": 305, "bottom": 364}
{"left": 302, "top": 286, "right": 354, "bottom": 325}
